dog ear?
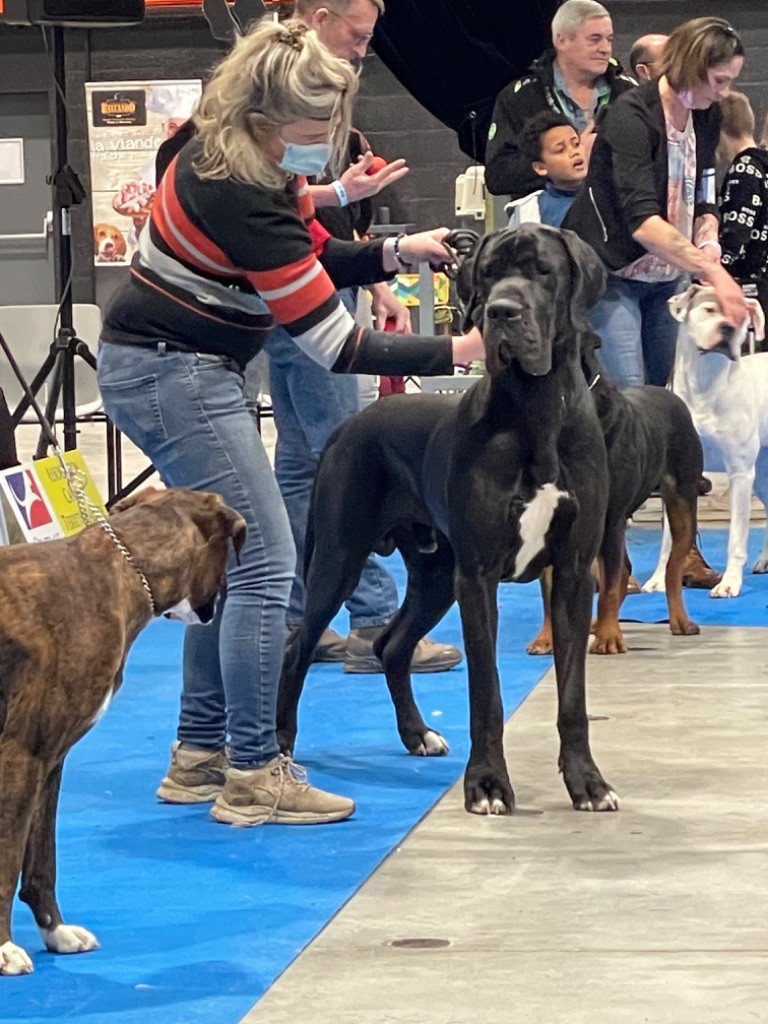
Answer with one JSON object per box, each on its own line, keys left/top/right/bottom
{"left": 457, "top": 231, "right": 498, "bottom": 332}
{"left": 110, "top": 486, "right": 165, "bottom": 514}
{"left": 557, "top": 229, "right": 607, "bottom": 320}
{"left": 191, "top": 502, "right": 247, "bottom": 559}
{"left": 668, "top": 285, "right": 705, "bottom": 323}
{"left": 746, "top": 299, "right": 766, "bottom": 341}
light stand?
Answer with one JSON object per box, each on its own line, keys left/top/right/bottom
{"left": 11, "top": 25, "right": 94, "bottom": 460}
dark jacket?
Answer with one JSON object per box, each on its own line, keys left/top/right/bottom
{"left": 484, "top": 48, "right": 636, "bottom": 200}
{"left": 719, "top": 146, "right": 768, "bottom": 293}
{"left": 562, "top": 81, "right": 721, "bottom": 272}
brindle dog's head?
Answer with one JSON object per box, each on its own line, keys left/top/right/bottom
{"left": 110, "top": 487, "right": 246, "bottom": 622}
{"left": 456, "top": 224, "right": 606, "bottom": 378}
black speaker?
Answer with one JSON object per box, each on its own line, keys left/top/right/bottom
{"left": 3, "top": 0, "right": 145, "bottom": 28}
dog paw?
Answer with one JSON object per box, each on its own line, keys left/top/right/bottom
{"left": 670, "top": 618, "right": 700, "bottom": 637}
{"left": 589, "top": 630, "right": 627, "bottom": 655}
{"left": 752, "top": 557, "right": 768, "bottom": 574}
{"left": 0, "top": 941, "right": 33, "bottom": 975}
{"left": 574, "top": 788, "right": 620, "bottom": 812}
{"left": 41, "top": 924, "right": 99, "bottom": 955}
{"left": 526, "top": 633, "right": 553, "bottom": 655}
{"left": 641, "top": 573, "right": 665, "bottom": 593}
{"left": 410, "top": 729, "right": 450, "bottom": 757}
{"left": 710, "top": 576, "right": 742, "bottom": 598}
{"left": 464, "top": 764, "right": 515, "bottom": 815}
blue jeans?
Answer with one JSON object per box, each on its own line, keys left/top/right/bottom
{"left": 262, "top": 289, "right": 398, "bottom": 630}
{"left": 97, "top": 342, "right": 295, "bottom": 769}
{"left": 588, "top": 274, "right": 685, "bottom": 389}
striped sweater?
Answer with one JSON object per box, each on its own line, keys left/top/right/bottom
{"left": 102, "top": 139, "right": 452, "bottom": 376}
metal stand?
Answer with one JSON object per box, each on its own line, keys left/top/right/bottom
{"left": 11, "top": 26, "right": 92, "bottom": 459}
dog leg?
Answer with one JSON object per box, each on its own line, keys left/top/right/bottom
{"left": 552, "top": 568, "right": 619, "bottom": 812}
{"left": 712, "top": 465, "right": 756, "bottom": 598}
{"left": 458, "top": 575, "right": 514, "bottom": 815}
{"left": 591, "top": 522, "right": 628, "bottom": 655}
{"left": 19, "top": 762, "right": 99, "bottom": 958}
{"left": 749, "top": 448, "right": 768, "bottom": 573}
{"left": 527, "top": 568, "right": 554, "bottom": 655}
{"left": 379, "top": 536, "right": 454, "bottom": 756}
{"left": 0, "top": 746, "right": 44, "bottom": 975}
{"left": 642, "top": 508, "right": 673, "bottom": 593}
{"left": 662, "top": 485, "right": 700, "bottom": 637}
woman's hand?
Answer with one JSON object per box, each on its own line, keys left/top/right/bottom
{"left": 394, "top": 228, "right": 457, "bottom": 272}
{"left": 451, "top": 326, "right": 485, "bottom": 367}
{"left": 703, "top": 263, "right": 750, "bottom": 328}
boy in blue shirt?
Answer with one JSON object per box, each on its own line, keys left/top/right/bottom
{"left": 506, "top": 111, "right": 587, "bottom": 228}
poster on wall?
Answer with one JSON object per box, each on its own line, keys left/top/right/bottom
{"left": 85, "top": 79, "right": 202, "bottom": 267}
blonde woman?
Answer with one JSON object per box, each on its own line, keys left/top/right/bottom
{"left": 97, "top": 17, "right": 484, "bottom": 827}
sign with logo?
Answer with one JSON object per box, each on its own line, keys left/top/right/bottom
{"left": 85, "top": 78, "right": 202, "bottom": 267}
{"left": 0, "top": 452, "right": 105, "bottom": 544}
{"left": 91, "top": 89, "right": 147, "bottom": 128}
{"left": 0, "top": 467, "right": 62, "bottom": 543}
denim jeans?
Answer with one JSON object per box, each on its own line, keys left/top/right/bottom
{"left": 97, "top": 342, "right": 295, "bottom": 769}
{"left": 588, "top": 274, "right": 685, "bottom": 389}
{"left": 261, "top": 288, "right": 398, "bottom": 629}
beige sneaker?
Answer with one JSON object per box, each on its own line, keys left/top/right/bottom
{"left": 344, "top": 627, "right": 463, "bottom": 674}
{"left": 156, "top": 741, "right": 229, "bottom": 804}
{"left": 312, "top": 627, "right": 348, "bottom": 663}
{"left": 210, "top": 755, "right": 355, "bottom": 826}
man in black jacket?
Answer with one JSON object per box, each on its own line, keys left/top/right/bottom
{"left": 485, "top": 0, "right": 635, "bottom": 201}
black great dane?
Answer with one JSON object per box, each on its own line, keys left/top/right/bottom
{"left": 278, "top": 223, "right": 619, "bottom": 815}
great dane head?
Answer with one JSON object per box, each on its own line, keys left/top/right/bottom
{"left": 110, "top": 487, "right": 246, "bottom": 623}
{"left": 669, "top": 284, "right": 766, "bottom": 360}
{"left": 454, "top": 223, "right": 606, "bottom": 377}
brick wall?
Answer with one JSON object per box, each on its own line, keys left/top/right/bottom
{"left": 0, "top": 0, "right": 766, "bottom": 304}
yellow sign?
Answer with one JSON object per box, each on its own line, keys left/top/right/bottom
{"left": 33, "top": 451, "right": 107, "bottom": 536}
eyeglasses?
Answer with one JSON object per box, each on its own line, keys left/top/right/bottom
{"left": 325, "top": 8, "right": 375, "bottom": 51}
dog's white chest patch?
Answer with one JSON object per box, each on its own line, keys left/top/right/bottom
{"left": 514, "top": 483, "right": 570, "bottom": 578}
{"left": 90, "top": 689, "right": 114, "bottom": 728}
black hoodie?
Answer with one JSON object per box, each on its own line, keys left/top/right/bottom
{"left": 484, "top": 48, "right": 636, "bottom": 200}
{"left": 720, "top": 146, "right": 768, "bottom": 289}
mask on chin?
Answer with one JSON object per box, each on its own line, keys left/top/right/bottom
{"left": 278, "top": 140, "right": 333, "bottom": 177}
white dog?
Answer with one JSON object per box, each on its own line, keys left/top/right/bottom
{"left": 644, "top": 284, "right": 766, "bottom": 598}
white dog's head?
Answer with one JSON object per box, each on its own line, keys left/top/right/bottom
{"left": 669, "top": 285, "right": 766, "bottom": 360}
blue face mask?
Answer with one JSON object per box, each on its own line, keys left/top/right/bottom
{"left": 278, "top": 140, "right": 333, "bottom": 177}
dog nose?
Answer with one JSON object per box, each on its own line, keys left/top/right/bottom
{"left": 486, "top": 298, "right": 523, "bottom": 322}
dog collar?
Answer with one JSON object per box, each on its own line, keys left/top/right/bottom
{"left": 100, "top": 519, "right": 156, "bottom": 615}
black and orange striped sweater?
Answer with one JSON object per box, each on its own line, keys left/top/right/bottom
{"left": 102, "top": 138, "right": 452, "bottom": 376}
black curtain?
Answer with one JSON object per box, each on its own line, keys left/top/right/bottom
{"left": 372, "top": 0, "right": 561, "bottom": 162}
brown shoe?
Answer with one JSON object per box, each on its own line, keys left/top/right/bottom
{"left": 312, "top": 627, "right": 347, "bottom": 663}
{"left": 681, "top": 543, "right": 722, "bottom": 589}
{"left": 210, "top": 755, "right": 355, "bottom": 826}
{"left": 344, "top": 626, "right": 463, "bottom": 674}
{"left": 156, "top": 741, "right": 229, "bottom": 804}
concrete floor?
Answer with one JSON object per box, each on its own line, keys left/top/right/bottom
{"left": 241, "top": 625, "right": 768, "bottom": 1024}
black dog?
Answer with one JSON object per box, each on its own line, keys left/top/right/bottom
{"left": 529, "top": 335, "right": 705, "bottom": 656}
{"left": 278, "top": 224, "right": 618, "bottom": 815}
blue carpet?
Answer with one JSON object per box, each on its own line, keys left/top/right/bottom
{"left": 2, "top": 553, "right": 549, "bottom": 1024}
{"left": 5, "top": 528, "right": 766, "bottom": 1023}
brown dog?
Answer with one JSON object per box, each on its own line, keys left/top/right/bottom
{"left": 0, "top": 488, "right": 245, "bottom": 976}
{"left": 93, "top": 222, "right": 128, "bottom": 262}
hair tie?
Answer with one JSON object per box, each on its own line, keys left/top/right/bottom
{"left": 277, "top": 26, "right": 305, "bottom": 52}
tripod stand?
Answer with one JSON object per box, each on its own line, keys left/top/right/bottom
{"left": 11, "top": 26, "right": 94, "bottom": 460}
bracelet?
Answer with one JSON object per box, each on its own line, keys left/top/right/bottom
{"left": 393, "top": 232, "right": 413, "bottom": 270}
{"left": 698, "top": 239, "right": 722, "bottom": 257}
{"left": 330, "top": 180, "right": 349, "bottom": 207}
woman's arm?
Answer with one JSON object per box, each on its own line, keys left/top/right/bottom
{"left": 633, "top": 215, "right": 748, "bottom": 326}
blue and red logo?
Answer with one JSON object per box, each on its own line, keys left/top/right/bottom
{"left": 5, "top": 469, "right": 55, "bottom": 529}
